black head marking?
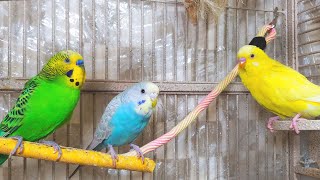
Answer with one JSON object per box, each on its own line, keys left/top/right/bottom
{"left": 75, "top": 82, "right": 80, "bottom": 86}
{"left": 66, "top": 69, "right": 73, "bottom": 78}
{"left": 249, "top": 37, "right": 266, "bottom": 50}
{"left": 70, "top": 79, "right": 74, "bottom": 82}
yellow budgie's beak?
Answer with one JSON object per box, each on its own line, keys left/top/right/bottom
{"left": 238, "top": 57, "right": 246, "bottom": 68}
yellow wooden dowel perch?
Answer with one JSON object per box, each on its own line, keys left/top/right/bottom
{"left": 0, "top": 137, "right": 155, "bottom": 172}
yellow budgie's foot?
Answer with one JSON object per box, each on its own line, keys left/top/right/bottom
{"left": 289, "top": 114, "right": 302, "bottom": 134}
{"left": 267, "top": 116, "right": 279, "bottom": 132}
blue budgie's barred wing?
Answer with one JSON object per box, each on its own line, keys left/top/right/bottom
{"left": 86, "top": 94, "right": 123, "bottom": 150}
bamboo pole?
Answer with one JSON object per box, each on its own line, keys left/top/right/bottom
{"left": 0, "top": 137, "right": 155, "bottom": 172}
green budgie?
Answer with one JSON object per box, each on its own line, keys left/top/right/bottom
{"left": 0, "top": 50, "right": 85, "bottom": 165}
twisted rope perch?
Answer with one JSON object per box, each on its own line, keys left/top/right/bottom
{"left": 0, "top": 137, "right": 155, "bottom": 172}
{"left": 125, "top": 24, "right": 277, "bottom": 157}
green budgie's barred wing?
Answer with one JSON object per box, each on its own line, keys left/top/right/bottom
{"left": 86, "top": 94, "right": 123, "bottom": 150}
{"left": 0, "top": 78, "right": 38, "bottom": 137}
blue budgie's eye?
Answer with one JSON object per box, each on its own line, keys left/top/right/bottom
{"left": 65, "top": 58, "right": 70, "bottom": 63}
{"left": 141, "top": 89, "right": 145, "bottom": 93}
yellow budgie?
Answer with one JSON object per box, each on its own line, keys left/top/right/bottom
{"left": 237, "top": 45, "right": 320, "bottom": 134}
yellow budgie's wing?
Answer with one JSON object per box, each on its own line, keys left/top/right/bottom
{"left": 269, "top": 61, "right": 320, "bottom": 103}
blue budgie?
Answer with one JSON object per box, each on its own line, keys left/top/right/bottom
{"left": 69, "top": 81, "right": 159, "bottom": 178}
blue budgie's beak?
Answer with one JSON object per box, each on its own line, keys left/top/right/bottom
{"left": 150, "top": 92, "right": 158, "bottom": 108}
{"left": 76, "top": 59, "right": 84, "bottom": 66}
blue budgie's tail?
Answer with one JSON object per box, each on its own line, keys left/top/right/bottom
{"left": 0, "top": 154, "right": 8, "bottom": 165}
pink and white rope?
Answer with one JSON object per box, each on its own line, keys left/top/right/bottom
{"left": 125, "top": 24, "right": 277, "bottom": 156}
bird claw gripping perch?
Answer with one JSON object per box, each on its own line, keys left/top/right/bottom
{"left": 289, "top": 114, "right": 308, "bottom": 134}
{"left": 9, "top": 136, "right": 24, "bottom": 158}
{"left": 108, "top": 144, "right": 118, "bottom": 167}
{"left": 39, "top": 140, "right": 62, "bottom": 161}
{"left": 267, "top": 116, "right": 279, "bottom": 132}
{"left": 130, "top": 144, "right": 145, "bottom": 164}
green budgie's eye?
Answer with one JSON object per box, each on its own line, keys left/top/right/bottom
{"left": 65, "top": 58, "right": 70, "bottom": 63}
{"left": 141, "top": 89, "right": 145, "bottom": 93}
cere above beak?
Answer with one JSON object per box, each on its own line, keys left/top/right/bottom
{"left": 238, "top": 57, "right": 246, "bottom": 67}
{"left": 76, "top": 59, "right": 84, "bottom": 66}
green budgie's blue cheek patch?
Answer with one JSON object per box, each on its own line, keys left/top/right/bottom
{"left": 66, "top": 69, "right": 73, "bottom": 78}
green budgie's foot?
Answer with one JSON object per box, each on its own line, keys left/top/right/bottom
{"left": 130, "top": 144, "right": 144, "bottom": 163}
{"left": 108, "top": 144, "right": 118, "bottom": 167}
{"left": 39, "top": 140, "right": 62, "bottom": 160}
{"left": 9, "top": 136, "right": 24, "bottom": 159}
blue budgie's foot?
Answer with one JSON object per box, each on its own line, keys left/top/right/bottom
{"left": 130, "top": 144, "right": 144, "bottom": 163}
{"left": 39, "top": 140, "right": 62, "bottom": 160}
{"left": 108, "top": 144, "right": 118, "bottom": 167}
{"left": 9, "top": 136, "right": 24, "bottom": 158}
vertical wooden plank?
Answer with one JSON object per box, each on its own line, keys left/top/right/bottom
{"left": 142, "top": 2, "right": 153, "bottom": 81}
{"left": 248, "top": 95, "right": 258, "bottom": 180}
{"left": 153, "top": 2, "right": 164, "bottom": 82}
{"left": 198, "top": 95, "right": 207, "bottom": 180}
{"left": 227, "top": 95, "right": 237, "bottom": 179}
{"left": 94, "top": 0, "right": 106, "bottom": 80}
{"left": 196, "top": 18, "right": 205, "bottom": 82}
{"left": 164, "top": 4, "right": 174, "bottom": 81}
{"left": 164, "top": 95, "right": 176, "bottom": 179}
{"left": 9, "top": 1, "right": 24, "bottom": 78}
{"left": 206, "top": 14, "right": 216, "bottom": 82}
{"left": 80, "top": 93, "right": 94, "bottom": 179}
{"left": 119, "top": 0, "right": 130, "bottom": 81}
{"left": 130, "top": 1, "right": 142, "bottom": 81}
{"left": 176, "top": 5, "right": 186, "bottom": 82}
{"left": 0, "top": 2, "right": 9, "bottom": 78}
{"left": 81, "top": 0, "right": 93, "bottom": 80}
{"left": 153, "top": 95, "right": 165, "bottom": 180}
{"left": 207, "top": 98, "right": 217, "bottom": 180}
{"left": 237, "top": 94, "right": 249, "bottom": 180}
{"left": 177, "top": 95, "right": 187, "bottom": 180}
{"left": 217, "top": 95, "right": 228, "bottom": 179}
{"left": 216, "top": 8, "right": 226, "bottom": 81}
{"left": 187, "top": 95, "right": 197, "bottom": 180}
{"left": 257, "top": 103, "right": 267, "bottom": 180}
{"left": 26, "top": 0, "right": 42, "bottom": 78}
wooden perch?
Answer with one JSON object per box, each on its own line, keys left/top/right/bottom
{"left": 0, "top": 137, "right": 155, "bottom": 172}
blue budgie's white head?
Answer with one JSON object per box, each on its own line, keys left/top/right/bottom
{"left": 123, "top": 81, "right": 159, "bottom": 116}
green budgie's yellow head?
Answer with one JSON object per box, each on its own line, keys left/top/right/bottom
{"left": 40, "top": 50, "right": 86, "bottom": 89}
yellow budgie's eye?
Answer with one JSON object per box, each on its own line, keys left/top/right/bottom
{"left": 250, "top": 54, "right": 255, "bottom": 58}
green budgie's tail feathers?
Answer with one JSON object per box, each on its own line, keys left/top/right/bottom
{"left": 0, "top": 154, "right": 8, "bottom": 165}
